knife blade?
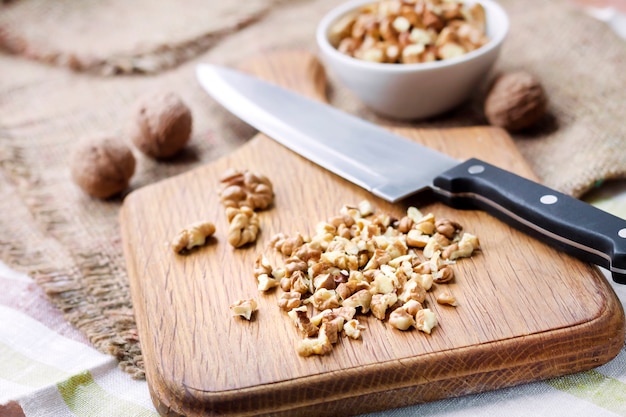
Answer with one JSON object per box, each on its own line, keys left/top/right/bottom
{"left": 196, "top": 63, "right": 626, "bottom": 284}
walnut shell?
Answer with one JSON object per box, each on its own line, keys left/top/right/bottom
{"left": 70, "top": 135, "right": 136, "bottom": 198}
{"left": 484, "top": 71, "right": 547, "bottom": 131}
{"left": 129, "top": 91, "right": 192, "bottom": 159}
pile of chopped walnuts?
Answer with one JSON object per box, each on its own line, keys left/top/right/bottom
{"left": 328, "top": 0, "right": 489, "bottom": 64}
{"left": 255, "top": 200, "right": 480, "bottom": 357}
{"left": 170, "top": 168, "right": 481, "bottom": 357}
{"left": 218, "top": 168, "right": 274, "bottom": 248}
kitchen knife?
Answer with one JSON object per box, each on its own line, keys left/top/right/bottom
{"left": 196, "top": 63, "right": 626, "bottom": 284}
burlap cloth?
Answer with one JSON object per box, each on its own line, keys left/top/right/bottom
{"left": 1, "top": 0, "right": 624, "bottom": 379}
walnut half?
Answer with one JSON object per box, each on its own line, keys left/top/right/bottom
{"left": 218, "top": 168, "right": 274, "bottom": 210}
{"left": 171, "top": 221, "right": 216, "bottom": 254}
{"left": 226, "top": 206, "right": 260, "bottom": 248}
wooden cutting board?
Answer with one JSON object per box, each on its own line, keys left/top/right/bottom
{"left": 119, "top": 50, "right": 625, "bottom": 417}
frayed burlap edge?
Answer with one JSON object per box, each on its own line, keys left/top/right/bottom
{"left": 0, "top": 136, "right": 145, "bottom": 378}
{"left": 0, "top": 0, "right": 290, "bottom": 75}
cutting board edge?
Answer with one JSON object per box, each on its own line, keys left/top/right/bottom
{"left": 135, "top": 282, "right": 624, "bottom": 417}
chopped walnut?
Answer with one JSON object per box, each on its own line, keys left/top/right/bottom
{"left": 333, "top": 306, "right": 357, "bottom": 322}
{"left": 278, "top": 291, "right": 301, "bottom": 311}
{"left": 370, "top": 266, "right": 399, "bottom": 294}
{"left": 415, "top": 308, "right": 438, "bottom": 334}
{"left": 321, "top": 317, "right": 344, "bottom": 344}
{"left": 253, "top": 254, "right": 272, "bottom": 276}
{"left": 389, "top": 307, "right": 415, "bottom": 331}
{"left": 442, "top": 233, "right": 480, "bottom": 260}
{"left": 413, "top": 260, "right": 431, "bottom": 274}
{"left": 415, "top": 219, "right": 436, "bottom": 236}
{"left": 311, "top": 288, "right": 341, "bottom": 311}
{"left": 310, "top": 309, "right": 333, "bottom": 327}
{"left": 397, "top": 277, "right": 426, "bottom": 303}
{"left": 343, "top": 319, "right": 365, "bottom": 339}
{"left": 371, "top": 292, "right": 398, "bottom": 320}
{"left": 229, "top": 299, "right": 257, "bottom": 321}
{"left": 435, "top": 218, "right": 463, "bottom": 240}
{"left": 397, "top": 215, "right": 413, "bottom": 233}
{"left": 226, "top": 206, "right": 260, "bottom": 248}
{"left": 417, "top": 273, "right": 434, "bottom": 291}
{"left": 270, "top": 232, "right": 306, "bottom": 256}
{"left": 288, "top": 306, "right": 319, "bottom": 337}
{"left": 389, "top": 299, "right": 425, "bottom": 331}
{"left": 406, "top": 206, "right": 424, "bottom": 223}
{"left": 253, "top": 254, "right": 279, "bottom": 291}
{"left": 357, "top": 200, "right": 374, "bottom": 216}
{"left": 403, "top": 299, "right": 423, "bottom": 316}
{"left": 423, "top": 236, "right": 442, "bottom": 259}
{"left": 254, "top": 255, "right": 282, "bottom": 291}
{"left": 406, "top": 229, "right": 429, "bottom": 248}
{"left": 313, "top": 273, "right": 336, "bottom": 291}
{"left": 171, "top": 221, "right": 216, "bottom": 254}
{"left": 342, "top": 289, "right": 372, "bottom": 313}
{"left": 290, "top": 270, "right": 313, "bottom": 294}
{"left": 257, "top": 274, "right": 279, "bottom": 292}
{"left": 280, "top": 276, "right": 292, "bottom": 292}
{"left": 285, "top": 256, "right": 308, "bottom": 276}
{"left": 335, "top": 283, "right": 351, "bottom": 300}
{"left": 219, "top": 168, "right": 274, "bottom": 210}
{"left": 436, "top": 290, "right": 458, "bottom": 307}
{"left": 296, "top": 331, "right": 333, "bottom": 357}
{"left": 433, "top": 265, "right": 454, "bottom": 284}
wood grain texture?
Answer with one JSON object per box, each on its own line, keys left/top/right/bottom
{"left": 120, "top": 50, "right": 625, "bottom": 417}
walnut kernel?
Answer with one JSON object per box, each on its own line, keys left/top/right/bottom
{"left": 219, "top": 168, "right": 274, "bottom": 210}
{"left": 229, "top": 298, "right": 257, "bottom": 321}
{"left": 171, "top": 221, "right": 216, "bottom": 254}
{"left": 436, "top": 290, "right": 458, "bottom": 306}
{"left": 288, "top": 306, "right": 319, "bottom": 337}
{"left": 226, "top": 206, "right": 260, "bottom": 248}
{"left": 297, "top": 329, "right": 333, "bottom": 357}
{"left": 343, "top": 319, "right": 365, "bottom": 339}
{"left": 415, "top": 308, "right": 438, "bottom": 334}
{"left": 389, "top": 307, "right": 415, "bottom": 331}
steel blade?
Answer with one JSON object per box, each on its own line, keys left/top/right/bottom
{"left": 196, "top": 64, "right": 458, "bottom": 202}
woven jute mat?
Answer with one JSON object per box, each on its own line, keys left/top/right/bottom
{"left": 1, "top": 0, "right": 625, "bottom": 379}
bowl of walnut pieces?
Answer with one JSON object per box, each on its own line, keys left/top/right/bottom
{"left": 316, "top": 0, "right": 509, "bottom": 120}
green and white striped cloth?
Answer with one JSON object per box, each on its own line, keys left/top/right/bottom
{"left": 0, "top": 265, "right": 158, "bottom": 417}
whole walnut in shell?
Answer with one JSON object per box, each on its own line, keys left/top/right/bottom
{"left": 129, "top": 91, "right": 192, "bottom": 159}
{"left": 484, "top": 71, "right": 547, "bottom": 132}
{"left": 70, "top": 135, "right": 136, "bottom": 198}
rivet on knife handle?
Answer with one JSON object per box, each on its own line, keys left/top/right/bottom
{"left": 433, "top": 158, "right": 626, "bottom": 284}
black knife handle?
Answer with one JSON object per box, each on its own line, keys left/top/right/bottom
{"left": 433, "top": 158, "right": 626, "bottom": 284}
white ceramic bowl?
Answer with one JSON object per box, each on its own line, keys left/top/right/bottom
{"left": 316, "top": 0, "right": 509, "bottom": 120}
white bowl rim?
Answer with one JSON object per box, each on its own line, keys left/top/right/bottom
{"left": 316, "top": 0, "right": 509, "bottom": 73}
